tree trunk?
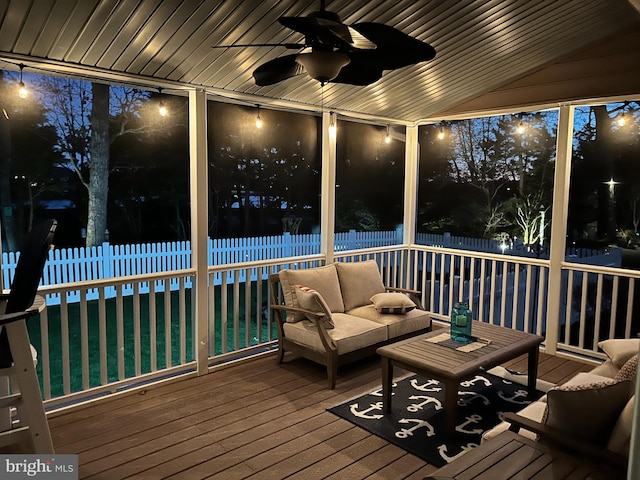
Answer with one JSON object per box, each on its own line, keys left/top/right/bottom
{"left": 0, "top": 98, "right": 18, "bottom": 252}
{"left": 86, "top": 82, "right": 110, "bottom": 247}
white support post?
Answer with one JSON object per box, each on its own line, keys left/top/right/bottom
{"left": 189, "top": 89, "right": 209, "bottom": 376}
{"left": 403, "top": 125, "right": 419, "bottom": 246}
{"left": 545, "top": 105, "right": 574, "bottom": 355}
{"left": 320, "top": 111, "right": 337, "bottom": 263}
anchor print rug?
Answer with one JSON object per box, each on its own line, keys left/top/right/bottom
{"left": 327, "top": 371, "right": 544, "bottom": 467}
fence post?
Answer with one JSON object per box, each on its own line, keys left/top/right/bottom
{"left": 349, "top": 229, "right": 357, "bottom": 250}
{"left": 283, "top": 232, "right": 292, "bottom": 258}
{"left": 101, "top": 242, "right": 113, "bottom": 279}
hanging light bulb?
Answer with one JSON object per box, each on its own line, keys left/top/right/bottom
{"left": 17, "top": 64, "right": 27, "bottom": 99}
{"left": 385, "top": 125, "right": 391, "bottom": 144}
{"left": 437, "top": 125, "right": 445, "bottom": 140}
{"left": 255, "top": 104, "right": 263, "bottom": 129}
{"left": 157, "top": 87, "right": 168, "bottom": 117}
{"left": 328, "top": 112, "right": 336, "bottom": 139}
{"left": 516, "top": 116, "right": 526, "bottom": 135}
{"left": 617, "top": 115, "right": 626, "bottom": 127}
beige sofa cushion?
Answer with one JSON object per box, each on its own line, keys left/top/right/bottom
{"left": 543, "top": 380, "right": 633, "bottom": 446}
{"left": 482, "top": 400, "right": 547, "bottom": 442}
{"left": 335, "top": 260, "right": 385, "bottom": 310}
{"left": 283, "top": 313, "right": 388, "bottom": 355}
{"left": 347, "top": 304, "right": 430, "bottom": 338}
{"left": 279, "top": 265, "right": 345, "bottom": 321}
{"left": 598, "top": 338, "right": 640, "bottom": 367}
{"left": 607, "top": 395, "right": 634, "bottom": 455}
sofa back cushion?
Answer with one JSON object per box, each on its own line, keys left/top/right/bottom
{"left": 335, "top": 260, "right": 385, "bottom": 311}
{"left": 279, "top": 265, "right": 344, "bottom": 322}
{"left": 607, "top": 395, "right": 634, "bottom": 455}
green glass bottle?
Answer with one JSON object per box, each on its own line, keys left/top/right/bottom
{"left": 450, "top": 301, "right": 472, "bottom": 342}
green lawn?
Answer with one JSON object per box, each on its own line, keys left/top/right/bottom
{"left": 27, "top": 283, "right": 276, "bottom": 398}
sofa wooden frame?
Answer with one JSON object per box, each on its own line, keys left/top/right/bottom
{"left": 268, "top": 273, "right": 431, "bottom": 389}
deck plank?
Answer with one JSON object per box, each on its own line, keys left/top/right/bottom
{"left": 48, "top": 349, "right": 592, "bottom": 479}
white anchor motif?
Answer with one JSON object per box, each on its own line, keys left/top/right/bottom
{"left": 460, "top": 375, "right": 492, "bottom": 388}
{"left": 406, "top": 395, "right": 443, "bottom": 413}
{"left": 498, "top": 388, "right": 532, "bottom": 404}
{"left": 369, "top": 382, "right": 398, "bottom": 397}
{"left": 410, "top": 378, "right": 441, "bottom": 391}
{"left": 455, "top": 414, "right": 483, "bottom": 435}
{"left": 349, "top": 401, "right": 384, "bottom": 419}
{"left": 457, "top": 391, "right": 490, "bottom": 406}
{"left": 438, "top": 443, "right": 478, "bottom": 463}
{"left": 395, "top": 418, "right": 436, "bottom": 439}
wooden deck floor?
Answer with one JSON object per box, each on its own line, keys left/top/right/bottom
{"left": 48, "top": 349, "right": 593, "bottom": 480}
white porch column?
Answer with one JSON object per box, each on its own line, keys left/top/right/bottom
{"left": 320, "top": 111, "right": 337, "bottom": 263}
{"left": 189, "top": 89, "right": 209, "bottom": 376}
{"left": 403, "top": 125, "right": 419, "bottom": 245}
{"left": 545, "top": 105, "right": 574, "bottom": 355}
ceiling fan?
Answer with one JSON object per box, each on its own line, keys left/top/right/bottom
{"left": 213, "top": 0, "right": 436, "bottom": 87}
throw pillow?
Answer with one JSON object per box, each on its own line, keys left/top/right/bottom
{"left": 598, "top": 339, "right": 640, "bottom": 367}
{"left": 293, "top": 285, "right": 335, "bottom": 329}
{"left": 370, "top": 292, "right": 416, "bottom": 314}
{"left": 279, "top": 264, "right": 345, "bottom": 322}
{"left": 542, "top": 380, "right": 633, "bottom": 446}
{"left": 335, "top": 260, "right": 385, "bottom": 311}
{"left": 614, "top": 354, "right": 638, "bottom": 383}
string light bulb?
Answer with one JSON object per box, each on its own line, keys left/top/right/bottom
{"left": 517, "top": 120, "right": 525, "bottom": 135}
{"left": 437, "top": 125, "right": 445, "bottom": 140}
{"left": 17, "top": 64, "right": 27, "bottom": 99}
{"left": 328, "top": 112, "right": 336, "bottom": 139}
{"left": 385, "top": 125, "right": 391, "bottom": 144}
{"left": 617, "top": 115, "right": 626, "bottom": 127}
{"left": 255, "top": 104, "right": 262, "bottom": 129}
{"left": 157, "top": 87, "right": 168, "bottom": 117}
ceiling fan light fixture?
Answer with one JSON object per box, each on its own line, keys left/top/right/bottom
{"left": 295, "top": 51, "right": 350, "bottom": 83}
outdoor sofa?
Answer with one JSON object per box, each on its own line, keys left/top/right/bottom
{"left": 483, "top": 338, "right": 638, "bottom": 473}
{"left": 269, "top": 260, "right": 432, "bottom": 388}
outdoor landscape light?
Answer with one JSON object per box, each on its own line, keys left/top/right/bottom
{"left": 255, "top": 105, "right": 263, "bottom": 129}
{"left": 385, "top": 125, "right": 391, "bottom": 144}
{"left": 17, "top": 64, "right": 27, "bottom": 99}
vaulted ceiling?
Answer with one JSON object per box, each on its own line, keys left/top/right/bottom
{"left": 1, "top": 0, "right": 639, "bottom": 123}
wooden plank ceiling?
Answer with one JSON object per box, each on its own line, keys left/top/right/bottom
{"left": 0, "top": 0, "right": 639, "bottom": 123}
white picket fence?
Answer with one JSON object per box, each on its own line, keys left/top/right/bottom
{"left": 1, "top": 230, "right": 401, "bottom": 302}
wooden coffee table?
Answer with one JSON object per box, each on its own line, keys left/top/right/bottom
{"left": 377, "top": 321, "right": 543, "bottom": 437}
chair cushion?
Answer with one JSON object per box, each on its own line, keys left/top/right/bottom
{"left": 370, "top": 292, "right": 416, "bottom": 314}
{"left": 279, "top": 265, "right": 345, "bottom": 322}
{"left": 543, "top": 380, "right": 633, "bottom": 446}
{"left": 335, "top": 260, "right": 385, "bottom": 310}
{"left": 347, "top": 304, "right": 431, "bottom": 338}
{"left": 293, "top": 285, "right": 334, "bottom": 329}
{"left": 283, "top": 313, "right": 388, "bottom": 355}
{"left": 607, "top": 395, "right": 634, "bottom": 455}
{"left": 598, "top": 339, "right": 640, "bottom": 368}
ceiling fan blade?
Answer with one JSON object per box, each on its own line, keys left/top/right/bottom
{"left": 279, "top": 14, "right": 354, "bottom": 48}
{"left": 253, "top": 54, "right": 305, "bottom": 86}
{"left": 351, "top": 22, "right": 436, "bottom": 68}
{"left": 212, "top": 43, "right": 304, "bottom": 50}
